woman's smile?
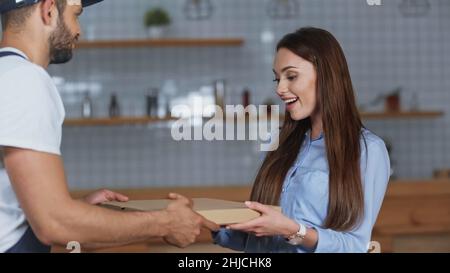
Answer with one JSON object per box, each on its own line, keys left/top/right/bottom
{"left": 284, "top": 96, "right": 300, "bottom": 111}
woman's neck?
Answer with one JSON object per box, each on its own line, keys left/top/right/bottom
{"left": 310, "top": 113, "right": 323, "bottom": 140}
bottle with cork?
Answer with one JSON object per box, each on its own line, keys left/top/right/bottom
{"left": 242, "top": 87, "right": 251, "bottom": 108}
{"left": 109, "top": 93, "right": 120, "bottom": 118}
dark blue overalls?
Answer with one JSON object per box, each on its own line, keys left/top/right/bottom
{"left": 1, "top": 50, "right": 51, "bottom": 253}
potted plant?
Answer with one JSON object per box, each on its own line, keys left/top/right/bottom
{"left": 144, "top": 7, "right": 171, "bottom": 38}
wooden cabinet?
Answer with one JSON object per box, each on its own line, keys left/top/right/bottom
{"left": 372, "top": 180, "right": 450, "bottom": 253}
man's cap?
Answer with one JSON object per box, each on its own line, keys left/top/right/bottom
{"left": 0, "top": 0, "right": 103, "bottom": 14}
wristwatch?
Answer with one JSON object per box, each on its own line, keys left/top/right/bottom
{"left": 286, "top": 223, "right": 307, "bottom": 245}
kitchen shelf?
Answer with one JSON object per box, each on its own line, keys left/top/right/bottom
{"left": 360, "top": 111, "right": 444, "bottom": 119}
{"left": 64, "top": 116, "right": 175, "bottom": 127}
{"left": 228, "top": 110, "right": 445, "bottom": 122}
{"left": 63, "top": 111, "right": 444, "bottom": 127}
{"left": 76, "top": 38, "right": 245, "bottom": 49}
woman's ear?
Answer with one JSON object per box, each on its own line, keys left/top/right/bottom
{"left": 40, "top": 0, "right": 58, "bottom": 26}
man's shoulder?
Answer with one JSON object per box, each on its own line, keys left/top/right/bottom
{"left": 0, "top": 61, "right": 55, "bottom": 98}
{"left": 0, "top": 60, "right": 52, "bottom": 83}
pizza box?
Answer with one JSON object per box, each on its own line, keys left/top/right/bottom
{"left": 102, "top": 198, "right": 280, "bottom": 225}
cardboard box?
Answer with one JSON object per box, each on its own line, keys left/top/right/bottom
{"left": 102, "top": 198, "right": 280, "bottom": 225}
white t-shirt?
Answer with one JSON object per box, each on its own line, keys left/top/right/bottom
{"left": 0, "top": 47, "right": 65, "bottom": 252}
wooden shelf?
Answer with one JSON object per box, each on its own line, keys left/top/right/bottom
{"left": 230, "top": 111, "right": 444, "bottom": 122}
{"left": 76, "top": 38, "right": 244, "bottom": 49}
{"left": 360, "top": 111, "right": 444, "bottom": 119}
{"left": 64, "top": 116, "right": 175, "bottom": 127}
{"left": 63, "top": 111, "right": 444, "bottom": 127}
{"left": 231, "top": 111, "right": 444, "bottom": 121}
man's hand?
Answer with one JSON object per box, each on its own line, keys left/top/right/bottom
{"left": 82, "top": 189, "right": 129, "bottom": 205}
{"left": 162, "top": 193, "right": 219, "bottom": 248}
{"left": 4, "top": 148, "right": 215, "bottom": 248}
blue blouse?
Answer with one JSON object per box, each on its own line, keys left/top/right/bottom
{"left": 213, "top": 128, "right": 390, "bottom": 253}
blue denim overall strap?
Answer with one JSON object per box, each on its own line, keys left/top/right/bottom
{"left": 0, "top": 51, "right": 26, "bottom": 59}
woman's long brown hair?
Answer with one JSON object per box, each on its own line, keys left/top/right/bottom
{"left": 250, "top": 27, "right": 365, "bottom": 231}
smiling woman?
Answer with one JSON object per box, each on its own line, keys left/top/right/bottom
{"left": 212, "top": 27, "right": 391, "bottom": 253}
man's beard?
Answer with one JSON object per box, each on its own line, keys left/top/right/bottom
{"left": 49, "top": 17, "right": 77, "bottom": 65}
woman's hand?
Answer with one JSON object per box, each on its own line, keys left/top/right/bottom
{"left": 82, "top": 189, "right": 129, "bottom": 205}
{"left": 227, "top": 201, "right": 300, "bottom": 237}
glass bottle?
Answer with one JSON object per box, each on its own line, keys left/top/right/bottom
{"left": 146, "top": 88, "right": 159, "bottom": 117}
{"left": 214, "top": 79, "right": 226, "bottom": 110}
{"left": 109, "top": 93, "right": 120, "bottom": 118}
{"left": 242, "top": 88, "right": 251, "bottom": 108}
{"left": 81, "top": 91, "right": 93, "bottom": 118}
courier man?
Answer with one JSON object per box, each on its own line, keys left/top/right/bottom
{"left": 0, "top": 0, "right": 218, "bottom": 253}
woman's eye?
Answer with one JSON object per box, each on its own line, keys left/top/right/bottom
{"left": 287, "top": 76, "right": 297, "bottom": 81}
{"left": 273, "top": 79, "right": 280, "bottom": 84}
